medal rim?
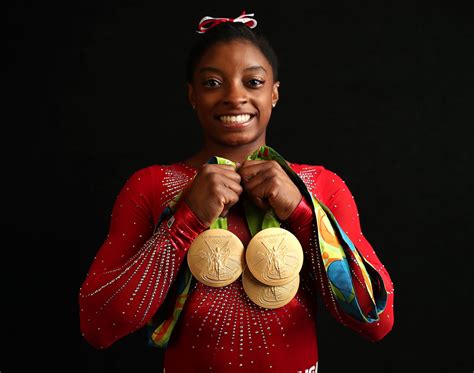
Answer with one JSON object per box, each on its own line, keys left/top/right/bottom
{"left": 246, "top": 227, "right": 304, "bottom": 286}
{"left": 187, "top": 228, "right": 245, "bottom": 287}
{"left": 242, "top": 266, "right": 300, "bottom": 309}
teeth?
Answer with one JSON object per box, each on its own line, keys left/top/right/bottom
{"left": 219, "top": 114, "right": 251, "bottom": 124}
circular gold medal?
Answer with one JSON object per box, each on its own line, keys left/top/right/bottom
{"left": 187, "top": 229, "right": 245, "bottom": 287}
{"left": 246, "top": 227, "right": 303, "bottom": 286}
{"left": 242, "top": 266, "right": 300, "bottom": 309}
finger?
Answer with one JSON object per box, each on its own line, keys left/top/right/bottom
{"left": 238, "top": 160, "right": 267, "bottom": 177}
{"left": 220, "top": 204, "right": 233, "bottom": 217}
{"left": 241, "top": 167, "right": 280, "bottom": 191}
{"left": 201, "top": 165, "right": 241, "bottom": 187}
{"left": 220, "top": 203, "right": 229, "bottom": 217}
{"left": 238, "top": 160, "right": 277, "bottom": 182}
{"left": 244, "top": 189, "right": 271, "bottom": 211}
{"left": 201, "top": 163, "right": 235, "bottom": 174}
{"left": 238, "top": 159, "right": 268, "bottom": 174}
{"left": 219, "top": 169, "right": 242, "bottom": 185}
{"left": 242, "top": 170, "right": 280, "bottom": 210}
{"left": 222, "top": 179, "right": 244, "bottom": 196}
{"left": 239, "top": 159, "right": 267, "bottom": 168}
{"left": 225, "top": 187, "right": 241, "bottom": 208}
{"left": 210, "top": 164, "right": 242, "bottom": 183}
{"left": 220, "top": 209, "right": 229, "bottom": 218}
{"left": 219, "top": 187, "right": 240, "bottom": 216}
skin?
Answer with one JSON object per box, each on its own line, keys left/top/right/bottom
{"left": 182, "top": 39, "right": 302, "bottom": 226}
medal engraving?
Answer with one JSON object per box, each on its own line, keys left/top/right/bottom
{"left": 246, "top": 227, "right": 303, "bottom": 286}
{"left": 242, "top": 267, "right": 300, "bottom": 309}
{"left": 188, "top": 229, "right": 245, "bottom": 287}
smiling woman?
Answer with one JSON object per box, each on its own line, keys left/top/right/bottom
{"left": 185, "top": 19, "right": 279, "bottom": 161}
{"left": 187, "top": 39, "right": 277, "bottom": 152}
{"left": 79, "top": 11, "right": 394, "bottom": 373}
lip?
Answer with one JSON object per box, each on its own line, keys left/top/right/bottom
{"left": 215, "top": 113, "right": 256, "bottom": 130}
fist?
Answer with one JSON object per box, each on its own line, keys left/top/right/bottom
{"left": 237, "top": 160, "right": 302, "bottom": 221}
{"left": 183, "top": 164, "right": 243, "bottom": 227}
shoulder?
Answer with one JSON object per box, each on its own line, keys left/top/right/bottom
{"left": 125, "top": 163, "right": 196, "bottom": 194}
{"left": 119, "top": 163, "right": 195, "bottom": 208}
{"left": 289, "top": 162, "right": 344, "bottom": 181}
{"left": 116, "top": 166, "right": 158, "bottom": 201}
{"left": 127, "top": 163, "right": 195, "bottom": 182}
{"left": 289, "top": 161, "right": 338, "bottom": 183}
{"left": 123, "top": 165, "right": 157, "bottom": 186}
{"left": 289, "top": 162, "right": 325, "bottom": 176}
{"left": 288, "top": 162, "right": 349, "bottom": 197}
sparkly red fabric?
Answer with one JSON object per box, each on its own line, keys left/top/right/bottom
{"left": 79, "top": 162, "right": 394, "bottom": 372}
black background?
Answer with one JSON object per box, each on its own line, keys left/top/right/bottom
{"left": 4, "top": 1, "right": 473, "bottom": 372}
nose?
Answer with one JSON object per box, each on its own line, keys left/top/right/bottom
{"left": 222, "top": 81, "right": 247, "bottom": 106}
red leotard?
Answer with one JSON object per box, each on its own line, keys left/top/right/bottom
{"left": 79, "top": 162, "right": 394, "bottom": 372}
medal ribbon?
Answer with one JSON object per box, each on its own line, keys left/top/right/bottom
{"left": 207, "top": 155, "right": 281, "bottom": 233}
{"left": 149, "top": 146, "right": 387, "bottom": 348}
{"left": 248, "top": 146, "right": 386, "bottom": 322}
{"left": 148, "top": 154, "right": 279, "bottom": 347}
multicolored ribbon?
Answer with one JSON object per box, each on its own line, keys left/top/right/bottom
{"left": 148, "top": 146, "right": 387, "bottom": 348}
{"left": 196, "top": 11, "right": 257, "bottom": 34}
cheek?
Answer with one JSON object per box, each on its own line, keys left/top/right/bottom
{"left": 256, "top": 91, "right": 272, "bottom": 111}
{"left": 195, "top": 88, "right": 216, "bottom": 106}
{"left": 257, "top": 108, "right": 272, "bottom": 129}
{"left": 196, "top": 95, "right": 212, "bottom": 108}
{"left": 259, "top": 96, "right": 273, "bottom": 117}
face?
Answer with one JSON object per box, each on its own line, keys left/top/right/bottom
{"left": 188, "top": 40, "right": 279, "bottom": 148}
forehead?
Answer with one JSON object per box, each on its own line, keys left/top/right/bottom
{"left": 196, "top": 40, "right": 273, "bottom": 78}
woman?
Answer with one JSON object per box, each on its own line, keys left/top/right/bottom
{"left": 80, "top": 12, "right": 394, "bottom": 372}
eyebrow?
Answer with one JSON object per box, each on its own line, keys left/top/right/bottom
{"left": 244, "top": 65, "right": 267, "bottom": 74}
{"left": 198, "top": 65, "right": 268, "bottom": 74}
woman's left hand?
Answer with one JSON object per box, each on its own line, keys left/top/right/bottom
{"left": 237, "top": 160, "right": 302, "bottom": 221}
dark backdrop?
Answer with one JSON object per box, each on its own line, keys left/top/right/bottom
{"left": 4, "top": 1, "right": 472, "bottom": 372}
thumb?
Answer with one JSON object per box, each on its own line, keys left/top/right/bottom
{"left": 220, "top": 208, "right": 229, "bottom": 218}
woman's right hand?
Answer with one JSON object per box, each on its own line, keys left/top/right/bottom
{"left": 183, "top": 164, "right": 243, "bottom": 227}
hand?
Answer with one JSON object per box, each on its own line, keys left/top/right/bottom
{"left": 183, "top": 164, "right": 243, "bottom": 227}
{"left": 237, "top": 160, "right": 302, "bottom": 221}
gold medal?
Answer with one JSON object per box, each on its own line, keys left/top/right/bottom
{"left": 187, "top": 229, "right": 245, "bottom": 287}
{"left": 245, "top": 227, "right": 303, "bottom": 286}
{"left": 242, "top": 266, "right": 300, "bottom": 309}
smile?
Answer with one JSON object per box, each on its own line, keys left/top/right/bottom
{"left": 218, "top": 114, "right": 255, "bottom": 128}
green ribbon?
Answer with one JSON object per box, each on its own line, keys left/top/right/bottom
{"left": 208, "top": 156, "right": 281, "bottom": 235}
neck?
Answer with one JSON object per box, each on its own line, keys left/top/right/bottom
{"left": 184, "top": 139, "right": 267, "bottom": 168}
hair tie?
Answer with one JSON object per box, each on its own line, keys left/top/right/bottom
{"left": 196, "top": 10, "right": 257, "bottom": 34}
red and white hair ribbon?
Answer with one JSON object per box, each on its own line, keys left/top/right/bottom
{"left": 196, "top": 11, "right": 257, "bottom": 34}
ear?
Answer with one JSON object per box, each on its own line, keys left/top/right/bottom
{"left": 187, "top": 83, "right": 196, "bottom": 109}
{"left": 272, "top": 81, "right": 280, "bottom": 107}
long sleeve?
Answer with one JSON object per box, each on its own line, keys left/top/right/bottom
{"left": 285, "top": 165, "right": 394, "bottom": 342}
{"left": 79, "top": 166, "right": 207, "bottom": 349}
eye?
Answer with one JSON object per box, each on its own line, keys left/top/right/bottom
{"left": 247, "top": 78, "right": 265, "bottom": 88}
{"left": 203, "top": 78, "right": 222, "bottom": 88}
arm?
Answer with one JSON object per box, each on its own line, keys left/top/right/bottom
{"left": 284, "top": 166, "right": 394, "bottom": 342}
{"left": 79, "top": 167, "right": 207, "bottom": 349}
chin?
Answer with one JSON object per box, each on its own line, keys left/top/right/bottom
{"left": 217, "top": 134, "right": 258, "bottom": 147}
